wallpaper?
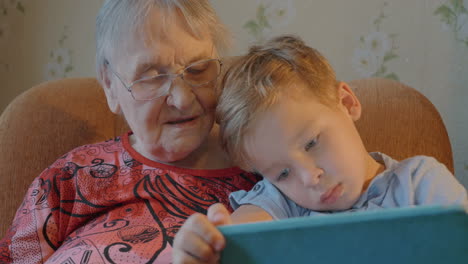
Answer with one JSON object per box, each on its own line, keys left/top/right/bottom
{"left": 1, "top": 0, "right": 467, "bottom": 187}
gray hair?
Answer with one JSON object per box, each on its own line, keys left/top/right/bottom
{"left": 95, "top": 0, "right": 231, "bottom": 81}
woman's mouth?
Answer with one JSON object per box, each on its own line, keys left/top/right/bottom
{"left": 166, "top": 116, "right": 198, "bottom": 126}
{"left": 320, "top": 183, "right": 344, "bottom": 204}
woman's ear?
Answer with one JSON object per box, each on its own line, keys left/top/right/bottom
{"left": 99, "top": 64, "right": 122, "bottom": 114}
{"left": 338, "top": 82, "right": 361, "bottom": 121}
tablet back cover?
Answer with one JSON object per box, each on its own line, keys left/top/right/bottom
{"left": 219, "top": 205, "right": 468, "bottom": 264}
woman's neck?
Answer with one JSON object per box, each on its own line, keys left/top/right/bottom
{"left": 130, "top": 124, "right": 234, "bottom": 170}
{"left": 171, "top": 125, "right": 233, "bottom": 169}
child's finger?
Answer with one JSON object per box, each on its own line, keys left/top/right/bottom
{"left": 184, "top": 213, "right": 226, "bottom": 251}
{"left": 173, "top": 228, "right": 220, "bottom": 263}
{"left": 172, "top": 246, "right": 220, "bottom": 264}
{"left": 207, "top": 203, "right": 232, "bottom": 226}
{"left": 172, "top": 249, "right": 199, "bottom": 264}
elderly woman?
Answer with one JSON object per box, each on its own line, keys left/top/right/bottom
{"left": 0, "top": 0, "right": 258, "bottom": 263}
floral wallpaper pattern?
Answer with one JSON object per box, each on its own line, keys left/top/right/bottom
{"left": 0, "top": 21, "right": 9, "bottom": 71}
{"left": 244, "top": 0, "right": 296, "bottom": 42}
{"left": 352, "top": 3, "right": 399, "bottom": 80}
{"left": 0, "top": 0, "right": 25, "bottom": 15}
{"left": 44, "top": 26, "right": 74, "bottom": 81}
{"left": 0, "top": 0, "right": 25, "bottom": 73}
{"left": 435, "top": 0, "right": 468, "bottom": 46}
{"left": 0, "top": 0, "right": 467, "bottom": 188}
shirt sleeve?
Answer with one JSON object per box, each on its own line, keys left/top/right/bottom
{"left": 229, "top": 179, "right": 303, "bottom": 220}
{"left": 412, "top": 156, "right": 468, "bottom": 208}
{"left": 0, "top": 154, "right": 75, "bottom": 263}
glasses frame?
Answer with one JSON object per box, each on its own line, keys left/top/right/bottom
{"left": 106, "top": 58, "right": 223, "bottom": 101}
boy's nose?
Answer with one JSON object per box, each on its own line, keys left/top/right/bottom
{"left": 299, "top": 166, "right": 323, "bottom": 188}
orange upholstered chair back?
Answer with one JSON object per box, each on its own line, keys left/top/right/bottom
{"left": 350, "top": 78, "right": 453, "bottom": 172}
{"left": 0, "top": 77, "right": 453, "bottom": 237}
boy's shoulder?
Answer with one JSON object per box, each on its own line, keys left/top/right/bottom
{"left": 372, "top": 152, "right": 454, "bottom": 188}
{"left": 396, "top": 155, "right": 449, "bottom": 176}
{"left": 400, "top": 155, "right": 440, "bottom": 164}
{"left": 374, "top": 153, "right": 466, "bottom": 206}
{"left": 374, "top": 152, "right": 449, "bottom": 176}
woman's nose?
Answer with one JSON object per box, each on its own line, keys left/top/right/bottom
{"left": 165, "top": 79, "right": 196, "bottom": 111}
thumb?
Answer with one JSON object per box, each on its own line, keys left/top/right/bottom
{"left": 207, "top": 203, "right": 232, "bottom": 226}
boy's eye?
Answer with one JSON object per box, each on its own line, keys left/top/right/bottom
{"left": 305, "top": 136, "right": 319, "bottom": 151}
{"left": 277, "top": 168, "right": 290, "bottom": 181}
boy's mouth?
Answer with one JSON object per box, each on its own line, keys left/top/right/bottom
{"left": 320, "top": 183, "right": 344, "bottom": 204}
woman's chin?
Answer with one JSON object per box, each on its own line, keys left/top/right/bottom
{"left": 152, "top": 142, "right": 202, "bottom": 164}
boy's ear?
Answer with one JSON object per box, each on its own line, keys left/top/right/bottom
{"left": 99, "top": 64, "right": 122, "bottom": 115}
{"left": 338, "top": 82, "right": 361, "bottom": 121}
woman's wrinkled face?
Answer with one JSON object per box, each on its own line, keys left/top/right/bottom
{"left": 105, "top": 9, "right": 218, "bottom": 163}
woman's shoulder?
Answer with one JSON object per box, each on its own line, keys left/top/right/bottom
{"left": 69, "top": 136, "right": 123, "bottom": 154}
{"left": 49, "top": 136, "right": 125, "bottom": 168}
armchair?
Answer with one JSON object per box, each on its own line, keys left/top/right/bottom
{"left": 0, "top": 77, "right": 453, "bottom": 237}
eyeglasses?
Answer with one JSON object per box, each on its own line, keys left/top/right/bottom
{"left": 106, "top": 59, "right": 223, "bottom": 101}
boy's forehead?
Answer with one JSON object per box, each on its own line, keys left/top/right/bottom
{"left": 241, "top": 107, "right": 296, "bottom": 158}
{"left": 234, "top": 80, "right": 337, "bottom": 172}
{"left": 243, "top": 93, "right": 333, "bottom": 162}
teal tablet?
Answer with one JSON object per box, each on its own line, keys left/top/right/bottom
{"left": 219, "top": 205, "right": 468, "bottom": 264}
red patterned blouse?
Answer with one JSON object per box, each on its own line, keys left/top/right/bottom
{"left": 0, "top": 132, "right": 259, "bottom": 263}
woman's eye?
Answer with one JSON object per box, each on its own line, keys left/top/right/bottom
{"left": 186, "top": 67, "right": 205, "bottom": 75}
{"left": 277, "top": 168, "right": 290, "bottom": 181}
{"left": 305, "top": 136, "right": 319, "bottom": 151}
{"left": 186, "top": 63, "right": 209, "bottom": 75}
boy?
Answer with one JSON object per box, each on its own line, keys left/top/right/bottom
{"left": 172, "top": 35, "right": 468, "bottom": 264}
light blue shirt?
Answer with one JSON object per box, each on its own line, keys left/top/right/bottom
{"left": 229, "top": 153, "right": 468, "bottom": 219}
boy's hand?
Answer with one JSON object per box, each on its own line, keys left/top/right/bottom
{"left": 173, "top": 203, "right": 232, "bottom": 264}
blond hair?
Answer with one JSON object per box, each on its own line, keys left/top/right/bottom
{"left": 95, "top": 0, "right": 231, "bottom": 81}
{"left": 217, "top": 35, "right": 338, "bottom": 170}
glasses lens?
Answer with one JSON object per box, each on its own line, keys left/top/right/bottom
{"left": 128, "top": 59, "right": 221, "bottom": 101}
{"left": 130, "top": 75, "right": 170, "bottom": 101}
{"left": 183, "top": 59, "right": 221, "bottom": 87}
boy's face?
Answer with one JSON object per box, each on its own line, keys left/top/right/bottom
{"left": 245, "top": 82, "right": 379, "bottom": 211}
